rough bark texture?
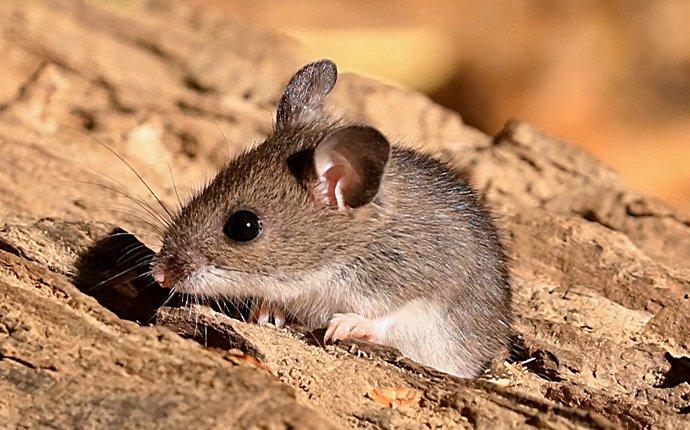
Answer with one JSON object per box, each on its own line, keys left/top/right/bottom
{"left": 0, "top": 1, "right": 688, "bottom": 429}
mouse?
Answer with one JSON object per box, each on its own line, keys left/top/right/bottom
{"left": 150, "top": 59, "right": 512, "bottom": 377}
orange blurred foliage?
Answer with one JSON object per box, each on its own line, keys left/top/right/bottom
{"left": 201, "top": 0, "right": 690, "bottom": 210}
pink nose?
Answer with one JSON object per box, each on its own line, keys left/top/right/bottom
{"left": 152, "top": 267, "right": 169, "bottom": 288}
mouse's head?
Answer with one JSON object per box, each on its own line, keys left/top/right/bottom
{"left": 151, "top": 60, "right": 391, "bottom": 301}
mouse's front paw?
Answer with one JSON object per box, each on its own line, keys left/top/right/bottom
{"left": 249, "top": 299, "right": 286, "bottom": 328}
{"left": 325, "top": 313, "right": 379, "bottom": 343}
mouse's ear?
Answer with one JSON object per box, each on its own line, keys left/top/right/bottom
{"left": 312, "top": 125, "right": 391, "bottom": 211}
{"left": 276, "top": 59, "right": 337, "bottom": 127}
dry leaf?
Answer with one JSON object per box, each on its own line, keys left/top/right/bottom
{"left": 225, "top": 349, "right": 273, "bottom": 375}
{"left": 367, "top": 386, "right": 422, "bottom": 409}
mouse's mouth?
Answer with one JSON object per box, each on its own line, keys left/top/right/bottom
{"left": 151, "top": 260, "right": 254, "bottom": 300}
{"left": 151, "top": 257, "right": 316, "bottom": 303}
{"left": 156, "top": 266, "right": 221, "bottom": 299}
{"left": 170, "top": 267, "right": 213, "bottom": 295}
{"left": 169, "top": 265, "right": 297, "bottom": 302}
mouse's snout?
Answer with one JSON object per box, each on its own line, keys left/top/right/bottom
{"left": 150, "top": 258, "right": 171, "bottom": 288}
{"left": 151, "top": 268, "right": 168, "bottom": 288}
{"left": 150, "top": 252, "right": 184, "bottom": 289}
{"left": 150, "top": 248, "right": 212, "bottom": 293}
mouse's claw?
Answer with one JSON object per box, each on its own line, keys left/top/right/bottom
{"left": 324, "top": 313, "right": 378, "bottom": 343}
{"left": 249, "top": 299, "right": 286, "bottom": 328}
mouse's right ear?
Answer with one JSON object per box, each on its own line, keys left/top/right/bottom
{"left": 311, "top": 125, "right": 391, "bottom": 211}
{"left": 276, "top": 59, "right": 337, "bottom": 127}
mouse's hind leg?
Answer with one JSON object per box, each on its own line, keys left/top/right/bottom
{"left": 249, "top": 299, "right": 286, "bottom": 327}
{"left": 323, "top": 300, "right": 475, "bottom": 377}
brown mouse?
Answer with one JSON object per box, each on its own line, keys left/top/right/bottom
{"left": 151, "top": 59, "right": 512, "bottom": 377}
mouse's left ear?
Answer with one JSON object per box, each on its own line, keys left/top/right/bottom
{"left": 277, "top": 59, "right": 337, "bottom": 127}
{"left": 311, "top": 125, "right": 391, "bottom": 211}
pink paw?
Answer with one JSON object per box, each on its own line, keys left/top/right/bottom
{"left": 324, "top": 313, "right": 378, "bottom": 343}
{"left": 249, "top": 299, "right": 286, "bottom": 328}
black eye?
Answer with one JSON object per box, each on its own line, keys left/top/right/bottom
{"left": 224, "top": 210, "right": 263, "bottom": 242}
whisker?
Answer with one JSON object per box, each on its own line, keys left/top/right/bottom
{"left": 216, "top": 297, "right": 245, "bottom": 322}
{"left": 106, "top": 270, "right": 154, "bottom": 291}
{"left": 200, "top": 293, "right": 213, "bottom": 347}
{"left": 193, "top": 294, "right": 201, "bottom": 338}
{"left": 59, "top": 179, "right": 170, "bottom": 229}
{"left": 105, "top": 208, "right": 166, "bottom": 237}
{"left": 214, "top": 120, "right": 231, "bottom": 159}
{"left": 150, "top": 288, "right": 178, "bottom": 325}
{"left": 27, "top": 179, "right": 164, "bottom": 228}
{"left": 98, "top": 231, "right": 143, "bottom": 239}
{"left": 40, "top": 132, "right": 173, "bottom": 239}
{"left": 85, "top": 132, "right": 175, "bottom": 221}
{"left": 115, "top": 242, "right": 147, "bottom": 263}
{"left": 49, "top": 151, "right": 132, "bottom": 191}
{"left": 167, "top": 164, "right": 183, "bottom": 210}
{"left": 90, "top": 259, "right": 152, "bottom": 290}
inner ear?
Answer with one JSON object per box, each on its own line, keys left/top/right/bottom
{"left": 313, "top": 125, "right": 391, "bottom": 210}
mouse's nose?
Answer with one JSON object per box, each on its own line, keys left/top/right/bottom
{"left": 153, "top": 271, "right": 168, "bottom": 287}
{"left": 150, "top": 263, "right": 170, "bottom": 288}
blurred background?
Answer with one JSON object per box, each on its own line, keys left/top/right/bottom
{"left": 200, "top": 0, "right": 689, "bottom": 210}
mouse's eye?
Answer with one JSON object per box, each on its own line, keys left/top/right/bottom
{"left": 224, "top": 210, "right": 263, "bottom": 242}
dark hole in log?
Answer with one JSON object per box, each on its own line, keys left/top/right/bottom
{"left": 655, "top": 352, "right": 690, "bottom": 389}
{"left": 72, "top": 228, "right": 259, "bottom": 354}
{"left": 507, "top": 335, "right": 564, "bottom": 382}
{"left": 73, "top": 227, "right": 170, "bottom": 323}
{"left": 73, "top": 227, "right": 254, "bottom": 322}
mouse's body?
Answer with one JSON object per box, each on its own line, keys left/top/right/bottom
{"left": 151, "top": 60, "right": 511, "bottom": 377}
